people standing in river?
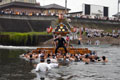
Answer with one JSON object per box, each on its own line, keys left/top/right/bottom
{"left": 87, "top": 40, "right": 92, "bottom": 45}
{"left": 101, "top": 56, "right": 108, "bottom": 63}
{"left": 83, "top": 54, "right": 90, "bottom": 64}
{"left": 47, "top": 59, "right": 59, "bottom": 68}
{"left": 78, "top": 37, "right": 82, "bottom": 45}
{"left": 66, "top": 35, "right": 70, "bottom": 47}
{"left": 35, "top": 58, "right": 51, "bottom": 80}
{"left": 95, "top": 40, "right": 100, "bottom": 45}
{"left": 35, "top": 58, "right": 51, "bottom": 72}
{"left": 54, "top": 35, "right": 67, "bottom": 55}
{"left": 53, "top": 35, "right": 57, "bottom": 48}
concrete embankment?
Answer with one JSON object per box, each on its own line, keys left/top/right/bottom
{"left": 0, "top": 15, "right": 56, "bottom": 32}
{"left": 0, "top": 15, "right": 120, "bottom": 32}
{"left": 70, "top": 18, "right": 120, "bottom": 32}
{"left": 0, "top": 15, "right": 120, "bottom": 46}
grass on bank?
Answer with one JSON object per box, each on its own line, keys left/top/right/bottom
{"left": 0, "top": 32, "right": 51, "bottom": 36}
{"left": 0, "top": 32, "right": 52, "bottom": 46}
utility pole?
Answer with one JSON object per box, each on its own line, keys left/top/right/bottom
{"left": 65, "top": 0, "right": 67, "bottom": 14}
{"left": 118, "top": 0, "right": 120, "bottom": 18}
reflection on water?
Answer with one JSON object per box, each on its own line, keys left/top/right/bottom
{"left": 0, "top": 45, "right": 120, "bottom": 80}
{"left": 0, "top": 49, "right": 36, "bottom": 80}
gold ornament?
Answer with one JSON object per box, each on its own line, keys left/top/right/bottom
{"left": 60, "top": 26, "right": 63, "bottom": 29}
{"left": 62, "top": 29, "right": 65, "bottom": 31}
{"left": 58, "top": 29, "right": 61, "bottom": 31}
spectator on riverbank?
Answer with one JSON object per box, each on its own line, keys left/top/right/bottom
{"left": 1, "top": 9, "right": 120, "bottom": 22}
{"left": 87, "top": 40, "right": 92, "bottom": 45}
{"left": 82, "top": 27, "right": 120, "bottom": 38}
{"left": 112, "top": 30, "right": 115, "bottom": 34}
{"left": 112, "top": 34, "right": 119, "bottom": 38}
{"left": 118, "top": 29, "right": 120, "bottom": 35}
{"left": 66, "top": 35, "right": 70, "bottom": 47}
{"left": 78, "top": 37, "right": 82, "bottom": 45}
{"left": 95, "top": 40, "right": 100, "bottom": 45}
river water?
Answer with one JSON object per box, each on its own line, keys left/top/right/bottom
{"left": 0, "top": 45, "right": 120, "bottom": 80}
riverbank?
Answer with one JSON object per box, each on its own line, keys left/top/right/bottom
{"left": 0, "top": 32, "right": 120, "bottom": 46}
{"left": 72, "top": 36, "right": 120, "bottom": 45}
{"left": 42, "top": 36, "right": 120, "bottom": 46}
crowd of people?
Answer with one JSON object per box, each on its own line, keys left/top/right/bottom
{"left": 20, "top": 34, "right": 108, "bottom": 80}
{"left": 23, "top": 48, "right": 108, "bottom": 71}
{"left": 69, "top": 14, "right": 120, "bottom": 22}
{"left": 0, "top": 10, "right": 46, "bottom": 16}
{"left": 22, "top": 35, "right": 108, "bottom": 72}
{"left": 0, "top": 9, "right": 120, "bottom": 22}
{"left": 0, "top": 9, "right": 64, "bottom": 17}
{"left": 81, "top": 28, "right": 120, "bottom": 38}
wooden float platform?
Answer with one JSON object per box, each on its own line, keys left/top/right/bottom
{"left": 32, "top": 48, "right": 91, "bottom": 55}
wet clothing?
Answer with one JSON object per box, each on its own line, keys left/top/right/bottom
{"left": 35, "top": 63, "right": 51, "bottom": 72}
{"left": 54, "top": 38, "right": 66, "bottom": 46}
{"left": 48, "top": 63, "right": 58, "bottom": 68}
{"left": 30, "top": 54, "right": 32, "bottom": 58}
{"left": 78, "top": 40, "right": 81, "bottom": 45}
{"left": 54, "top": 38, "right": 67, "bottom": 54}
{"left": 55, "top": 45, "right": 67, "bottom": 54}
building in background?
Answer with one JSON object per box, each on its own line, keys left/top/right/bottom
{"left": 113, "top": 0, "right": 120, "bottom": 19}
{"left": 43, "top": 4, "right": 70, "bottom": 16}
{"left": 113, "top": 12, "right": 120, "bottom": 19}
{"left": 0, "top": 1, "right": 43, "bottom": 15}
{"left": 0, "top": 0, "right": 36, "bottom": 5}
{"left": 68, "top": 11, "right": 83, "bottom": 17}
{"left": 68, "top": 4, "right": 109, "bottom": 18}
{"left": 0, "top": 1, "right": 70, "bottom": 16}
{"left": 82, "top": 4, "right": 109, "bottom": 17}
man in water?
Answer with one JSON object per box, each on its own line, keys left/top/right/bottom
{"left": 35, "top": 58, "right": 51, "bottom": 80}
{"left": 54, "top": 35, "right": 67, "bottom": 55}
{"left": 47, "top": 59, "right": 59, "bottom": 68}
{"left": 35, "top": 59, "right": 51, "bottom": 72}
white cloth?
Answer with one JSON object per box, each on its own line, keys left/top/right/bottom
{"left": 95, "top": 40, "right": 100, "bottom": 45}
{"left": 38, "top": 54, "right": 42, "bottom": 58}
{"left": 38, "top": 53, "right": 44, "bottom": 58}
{"left": 35, "top": 63, "right": 51, "bottom": 72}
{"left": 49, "top": 63, "right": 58, "bottom": 68}
{"left": 50, "top": 59, "right": 58, "bottom": 63}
